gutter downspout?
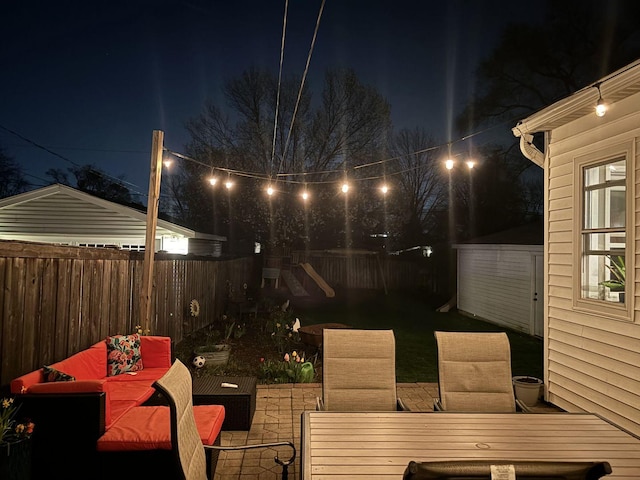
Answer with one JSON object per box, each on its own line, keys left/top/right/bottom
{"left": 512, "top": 126, "right": 545, "bottom": 167}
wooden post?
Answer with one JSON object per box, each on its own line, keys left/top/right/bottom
{"left": 140, "top": 130, "right": 164, "bottom": 334}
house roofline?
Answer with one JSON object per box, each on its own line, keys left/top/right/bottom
{"left": 0, "top": 184, "right": 219, "bottom": 240}
{"left": 512, "top": 58, "right": 640, "bottom": 136}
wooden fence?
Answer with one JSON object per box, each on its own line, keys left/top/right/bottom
{"left": 0, "top": 240, "right": 253, "bottom": 387}
{"left": 1, "top": 242, "right": 441, "bottom": 387}
{"left": 290, "top": 250, "right": 420, "bottom": 291}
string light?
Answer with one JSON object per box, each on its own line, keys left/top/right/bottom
{"left": 301, "top": 190, "right": 309, "bottom": 201}
{"left": 380, "top": 184, "right": 389, "bottom": 194}
{"left": 163, "top": 158, "right": 173, "bottom": 168}
{"left": 466, "top": 161, "right": 475, "bottom": 169}
{"left": 225, "top": 179, "right": 234, "bottom": 190}
{"left": 208, "top": 176, "right": 217, "bottom": 186}
{"left": 595, "top": 83, "right": 607, "bottom": 117}
{"left": 445, "top": 159, "right": 454, "bottom": 170}
{"left": 341, "top": 182, "right": 349, "bottom": 193}
{"left": 266, "top": 186, "right": 275, "bottom": 196}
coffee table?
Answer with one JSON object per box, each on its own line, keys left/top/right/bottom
{"left": 192, "top": 376, "right": 257, "bottom": 431}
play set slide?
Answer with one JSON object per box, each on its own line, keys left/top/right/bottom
{"left": 300, "top": 263, "right": 335, "bottom": 298}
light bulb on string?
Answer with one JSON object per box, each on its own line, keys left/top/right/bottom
{"left": 380, "top": 184, "right": 389, "bottom": 195}
{"left": 225, "top": 179, "right": 233, "bottom": 190}
{"left": 466, "top": 161, "right": 475, "bottom": 170}
{"left": 445, "top": 159, "right": 454, "bottom": 170}
{"left": 300, "top": 190, "right": 309, "bottom": 201}
{"left": 266, "top": 186, "right": 274, "bottom": 196}
{"left": 163, "top": 158, "right": 173, "bottom": 169}
{"left": 341, "top": 182, "right": 350, "bottom": 194}
{"left": 208, "top": 176, "right": 217, "bottom": 186}
{"left": 595, "top": 97, "right": 607, "bottom": 117}
{"left": 595, "top": 83, "right": 607, "bottom": 117}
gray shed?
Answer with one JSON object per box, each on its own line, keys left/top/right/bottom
{"left": 454, "top": 221, "right": 543, "bottom": 336}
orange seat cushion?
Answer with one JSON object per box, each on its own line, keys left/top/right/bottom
{"left": 97, "top": 405, "right": 225, "bottom": 452}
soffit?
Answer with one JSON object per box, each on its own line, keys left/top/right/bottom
{"left": 513, "top": 59, "right": 640, "bottom": 136}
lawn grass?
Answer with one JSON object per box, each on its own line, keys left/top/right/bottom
{"left": 295, "top": 289, "right": 543, "bottom": 383}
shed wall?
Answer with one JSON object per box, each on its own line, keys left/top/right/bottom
{"left": 457, "top": 245, "right": 541, "bottom": 334}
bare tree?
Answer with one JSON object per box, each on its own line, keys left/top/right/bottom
{"left": 457, "top": 0, "right": 640, "bottom": 132}
{"left": 0, "top": 146, "right": 28, "bottom": 198}
{"left": 386, "top": 128, "right": 448, "bottom": 248}
{"left": 45, "top": 165, "right": 141, "bottom": 208}
{"left": 181, "top": 67, "right": 392, "bottom": 251}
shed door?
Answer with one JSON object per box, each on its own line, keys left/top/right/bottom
{"left": 533, "top": 254, "right": 544, "bottom": 337}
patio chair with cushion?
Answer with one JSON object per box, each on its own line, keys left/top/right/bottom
{"left": 433, "top": 331, "right": 530, "bottom": 413}
{"left": 316, "top": 328, "right": 409, "bottom": 411}
{"left": 154, "top": 359, "right": 296, "bottom": 480}
{"left": 403, "top": 460, "right": 612, "bottom": 479}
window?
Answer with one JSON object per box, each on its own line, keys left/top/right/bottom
{"left": 581, "top": 157, "right": 626, "bottom": 303}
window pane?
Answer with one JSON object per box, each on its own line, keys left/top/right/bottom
{"left": 581, "top": 156, "right": 626, "bottom": 304}
{"left": 584, "top": 158, "right": 625, "bottom": 187}
{"left": 583, "top": 232, "right": 625, "bottom": 255}
{"left": 584, "top": 157, "right": 625, "bottom": 230}
{"left": 582, "top": 253, "right": 626, "bottom": 303}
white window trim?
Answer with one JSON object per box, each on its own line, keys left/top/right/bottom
{"left": 573, "top": 140, "right": 634, "bottom": 321}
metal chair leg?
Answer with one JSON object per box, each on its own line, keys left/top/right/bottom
{"left": 205, "top": 440, "right": 296, "bottom": 480}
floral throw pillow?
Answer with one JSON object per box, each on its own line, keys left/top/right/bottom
{"left": 42, "top": 365, "right": 76, "bottom": 382}
{"left": 106, "top": 334, "right": 144, "bottom": 376}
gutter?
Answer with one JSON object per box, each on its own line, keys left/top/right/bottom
{"left": 513, "top": 131, "right": 545, "bottom": 167}
{"left": 512, "top": 58, "right": 640, "bottom": 168}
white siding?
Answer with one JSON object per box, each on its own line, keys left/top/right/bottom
{"left": 457, "top": 245, "right": 542, "bottom": 334}
{"left": 544, "top": 91, "right": 640, "bottom": 436}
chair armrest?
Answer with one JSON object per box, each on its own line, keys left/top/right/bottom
{"left": 315, "top": 397, "right": 325, "bottom": 411}
{"left": 515, "top": 399, "right": 532, "bottom": 413}
{"left": 205, "top": 441, "right": 296, "bottom": 480}
{"left": 433, "top": 398, "right": 444, "bottom": 411}
{"left": 397, "top": 398, "right": 410, "bottom": 411}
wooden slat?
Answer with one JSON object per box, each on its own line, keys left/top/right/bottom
{"left": 302, "top": 412, "right": 640, "bottom": 480}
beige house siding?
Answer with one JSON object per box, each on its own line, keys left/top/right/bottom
{"left": 543, "top": 91, "right": 640, "bottom": 436}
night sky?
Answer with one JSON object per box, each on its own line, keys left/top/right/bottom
{"left": 1, "top": 0, "right": 548, "bottom": 196}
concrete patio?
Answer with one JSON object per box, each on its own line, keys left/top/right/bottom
{"left": 212, "top": 382, "right": 559, "bottom": 480}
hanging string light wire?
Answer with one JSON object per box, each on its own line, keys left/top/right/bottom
{"left": 164, "top": 113, "right": 524, "bottom": 187}
{"left": 277, "top": 0, "right": 326, "bottom": 179}
{"left": 269, "top": 0, "right": 289, "bottom": 179}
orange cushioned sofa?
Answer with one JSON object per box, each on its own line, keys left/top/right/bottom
{"left": 10, "top": 335, "right": 176, "bottom": 479}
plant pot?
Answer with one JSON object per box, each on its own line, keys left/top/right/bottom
{"left": 194, "top": 344, "right": 231, "bottom": 367}
{"left": 512, "top": 375, "right": 543, "bottom": 407}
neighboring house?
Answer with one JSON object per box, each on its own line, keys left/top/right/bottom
{"left": 513, "top": 59, "right": 640, "bottom": 436}
{"left": 0, "top": 184, "right": 226, "bottom": 256}
{"left": 455, "top": 221, "right": 544, "bottom": 337}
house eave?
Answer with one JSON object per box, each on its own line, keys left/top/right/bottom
{"left": 512, "top": 58, "right": 640, "bottom": 136}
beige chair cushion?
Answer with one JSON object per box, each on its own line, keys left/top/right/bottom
{"left": 322, "top": 329, "right": 398, "bottom": 411}
{"left": 435, "top": 331, "right": 517, "bottom": 412}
